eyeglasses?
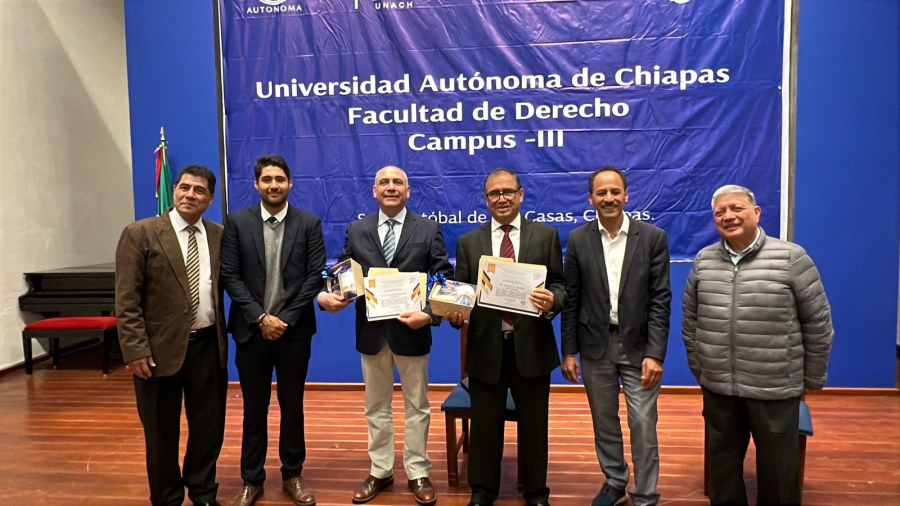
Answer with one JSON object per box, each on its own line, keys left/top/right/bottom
{"left": 485, "top": 189, "right": 520, "bottom": 202}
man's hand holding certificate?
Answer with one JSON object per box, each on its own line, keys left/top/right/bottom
{"left": 365, "top": 272, "right": 424, "bottom": 321}
{"left": 477, "top": 256, "right": 549, "bottom": 317}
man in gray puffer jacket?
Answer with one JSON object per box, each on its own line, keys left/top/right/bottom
{"left": 682, "top": 185, "right": 833, "bottom": 506}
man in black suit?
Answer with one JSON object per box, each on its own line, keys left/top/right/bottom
{"left": 561, "top": 167, "right": 671, "bottom": 506}
{"left": 448, "top": 168, "right": 567, "bottom": 506}
{"left": 221, "top": 155, "right": 326, "bottom": 506}
{"left": 317, "top": 165, "right": 452, "bottom": 506}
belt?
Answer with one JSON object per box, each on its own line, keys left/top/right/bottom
{"left": 608, "top": 324, "right": 619, "bottom": 334}
{"left": 188, "top": 325, "right": 216, "bottom": 341}
{"left": 501, "top": 330, "right": 514, "bottom": 340}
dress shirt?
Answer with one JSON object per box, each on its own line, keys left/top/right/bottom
{"left": 491, "top": 214, "right": 522, "bottom": 331}
{"left": 378, "top": 207, "right": 408, "bottom": 247}
{"left": 598, "top": 214, "right": 630, "bottom": 325}
{"left": 260, "top": 202, "right": 289, "bottom": 223}
{"left": 724, "top": 227, "right": 761, "bottom": 265}
{"left": 169, "top": 209, "right": 215, "bottom": 329}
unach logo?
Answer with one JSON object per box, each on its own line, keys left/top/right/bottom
{"left": 259, "top": 0, "right": 288, "bottom": 5}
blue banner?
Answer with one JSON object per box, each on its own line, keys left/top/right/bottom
{"left": 220, "top": 0, "right": 787, "bottom": 260}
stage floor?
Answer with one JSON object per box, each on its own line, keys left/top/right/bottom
{"left": 1, "top": 353, "right": 898, "bottom": 505}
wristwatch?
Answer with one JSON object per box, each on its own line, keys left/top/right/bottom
{"left": 254, "top": 313, "right": 268, "bottom": 326}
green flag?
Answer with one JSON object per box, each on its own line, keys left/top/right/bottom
{"left": 154, "top": 135, "right": 173, "bottom": 215}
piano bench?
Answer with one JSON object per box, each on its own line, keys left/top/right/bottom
{"left": 23, "top": 317, "right": 118, "bottom": 376}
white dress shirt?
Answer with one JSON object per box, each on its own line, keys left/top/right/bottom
{"left": 260, "top": 202, "right": 289, "bottom": 223}
{"left": 491, "top": 214, "right": 522, "bottom": 331}
{"left": 598, "top": 214, "right": 630, "bottom": 325}
{"left": 169, "top": 209, "right": 215, "bottom": 329}
{"left": 378, "top": 207, "right": 407, "bottom": 247}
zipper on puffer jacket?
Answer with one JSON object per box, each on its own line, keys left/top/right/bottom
{"left": 730, "top": 262, "right": 738, "bottom": 396}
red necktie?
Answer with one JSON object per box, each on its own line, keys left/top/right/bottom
{"left": 499, "top": 225, "right": 516, "bottom": 325}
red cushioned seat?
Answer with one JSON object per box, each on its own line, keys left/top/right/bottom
{"left": 23, "top": 317, "right": 118, "bottom": 375}
{"left": 24, "top": 316, "right": 117, "bottom": 331}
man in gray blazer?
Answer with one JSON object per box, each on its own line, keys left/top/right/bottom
{"left": 561, "top": 167, "right": 671, "bottom": 506}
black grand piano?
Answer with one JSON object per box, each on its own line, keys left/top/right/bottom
{"left": 18, "top": 263, "right": 117, "bottom": 373}
{"left": 19, "top": 263, "right": 115, "bottom": 316}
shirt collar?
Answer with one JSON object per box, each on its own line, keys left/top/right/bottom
{"left": 491, "top": 214, "right": 522, "bottom": 233}
{"left": 379, "top": 207, "right": 407, "bottom": 226}
{"left": 724, "top": 227, "right": 762, "bottom": 259}
{"left": 169, "top": 208, "right": 205, "bottom": 234}
{"left": 598, "top": 213, "right": 630, "bottom": 237}
{"left": 260, "top": 202, "right": 289, "bottom": 223}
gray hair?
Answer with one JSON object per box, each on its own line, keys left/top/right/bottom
{"left": 711, "top": 184, "right": 756, "bottom": 209}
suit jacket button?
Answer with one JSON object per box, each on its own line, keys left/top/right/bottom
{"left": 183, "top": 309, "right": 189, "bottom": 314}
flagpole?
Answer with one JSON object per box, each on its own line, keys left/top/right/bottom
{"left": 155, "top": 127, "right": 174, "bottom": 215}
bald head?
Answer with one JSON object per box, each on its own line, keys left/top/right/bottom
{"left": 372, "top": 165, "right": 410, "bottom": 216}
{"left": 374, "top": 165, "right": 408, "bottom": 185}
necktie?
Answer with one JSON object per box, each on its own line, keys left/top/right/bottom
{"left": 499, "top": 224, "right": 516, "bottom": 325}
{"left": 383, "top": 219, "right": 397, "bottom": 265}
{"left": 185, "top": 225, "right": 200, "bottom": 326}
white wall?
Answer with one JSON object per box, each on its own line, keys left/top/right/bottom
{"left": 0, "top": 0, "right": 133, "bottom": 371}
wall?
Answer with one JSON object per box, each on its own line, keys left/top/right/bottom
{"left": 794, "top": 0, "right": 900, "bottom": 387}
{"left": 0, "top": 0, "right": 133, "bottom": 371}
{"left": 123, "top": 0, "right": 900, "bottom": 386}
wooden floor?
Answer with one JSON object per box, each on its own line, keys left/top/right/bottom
{"left": 1, "top": 353, "right": 898, "bottom": 506}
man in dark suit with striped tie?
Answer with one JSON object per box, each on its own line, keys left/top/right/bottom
{"left": 221, "top": 155, "right": 327, "bottom": 506}
{"left": 116, "top": 165, "right": 229, "bottom": 506}
{"left": 318, "top": 165, "right": 453, "bottom": 506}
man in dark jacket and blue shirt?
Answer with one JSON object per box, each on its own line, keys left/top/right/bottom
{"left": 682, "top": 184, "right": 834, "bottom": 506}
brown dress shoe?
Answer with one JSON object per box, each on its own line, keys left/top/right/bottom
{"left": 351, "top": 474, "right": 394, "bottom": 503}
{"left": 283, "top": 477, "right": 316, "bottom": 506}
{"left": 229, "top": 484, "right": 263, "bottom": 506}
{"left": 408, "top": 477, "right": 436, "bottom": 506}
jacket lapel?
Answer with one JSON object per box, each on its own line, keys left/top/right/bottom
{"left": 392, "top": 209, "right": 417, "bottom": 263}
{"left": 280, "top": 207, "right": 300, "bottom": 271}
{"left": 155, "top": 214, "right": 191, "bottom": 304}
{"left": 204, "top": 218, "right": 222, "bottom": 303}
{"left": 618, "top": 222, "right": 640, "bottom": 297}
{"left": 517, "top": 217, "right": 532, "bottom": 262}
{"left": 365, "top": 213, "right": 384, "bottom": 257}
{"left": 252, "top": 206, "right": 266, "bottom": 269}
{"left": 479, "top": 222, "right": 493, "bottom": 258}
{"left": 588, "top": 221, "right": 611, "bottom": 299}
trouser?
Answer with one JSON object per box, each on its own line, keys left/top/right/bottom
{"left": 468, "top": 335, "right": 552, "bottom": 506}
{"left": 581, "top": 333, "right": 661, "bottom": 506}
{"left": 360, "top": 342, "right": 432, "bottom": 479}
{"left": 702, "top": 388, "right": 801, "bottom": 506}
{"left": 133, "top": 327, "right": 228, "bottom": 506}
{"left": 235, "top": 335, "right": 312, "bottom": 484}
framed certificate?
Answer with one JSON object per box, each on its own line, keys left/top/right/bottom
{"left": 477, "top": 256, "right": 547, "bottom": 317}
{"left": 364, "top": 272, "right": 423, "bottom": 321}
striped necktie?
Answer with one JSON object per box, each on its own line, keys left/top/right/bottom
{"left": 383, "top": 219, "right": 397, "bottom": 265}
{"left": 185, "top": 225, "right": 200, "bottom": 325}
